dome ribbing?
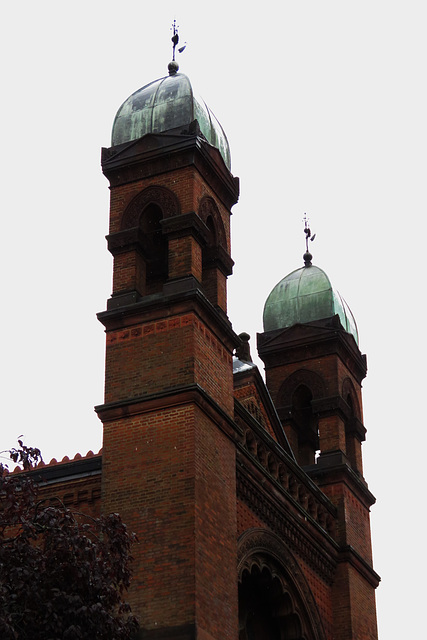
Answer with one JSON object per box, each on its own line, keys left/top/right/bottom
{"left": 111, "top": 70, "right": 231, "bottom": 169}
{"left": 263, "top": 264, "right": 359, "bottom": 345}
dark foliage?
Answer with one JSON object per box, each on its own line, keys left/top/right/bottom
{"left": 0, "top": 441, "right": 138, "bottom": 640}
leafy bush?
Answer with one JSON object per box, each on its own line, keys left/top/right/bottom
{"left": 0, "top": 441, "right": 138, "bottom": 639}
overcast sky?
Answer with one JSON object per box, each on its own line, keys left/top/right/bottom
{"left": 1, "top": 2, "right": 426, "bottom": 637}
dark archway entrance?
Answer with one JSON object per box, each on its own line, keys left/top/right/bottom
{"left": 239, "top": 564, "right": 303, "bottom": 640}
{"left": 237, "top": 530, "right": 327, "bottom": 640}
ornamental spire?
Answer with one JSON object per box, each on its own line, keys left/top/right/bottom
{"left": 168, "top": 19, "right": 187, "bottom": 75}
{"left": 303, "top": 214, "right": 316, "bottom": 266}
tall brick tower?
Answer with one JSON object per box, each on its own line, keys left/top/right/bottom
{"left": 96, "top": 59, "right": 240, "bottom": 638}
{"left": 258, "top": 236, "right": 379, "bottom": 639}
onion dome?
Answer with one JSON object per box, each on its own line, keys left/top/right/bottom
{"left": 111, "top": 62, "right": 231, "bottom": 169}
{"left": 263, "top": 263, "right": 359, "bottom": 345}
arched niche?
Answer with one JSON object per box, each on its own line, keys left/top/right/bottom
{"left": 108, "top": 186, "right": 180, "bottom": 296}
{"left": 198, "top": 196, "right": 227, "bottom": 250}
{"left": 341, "top": 377, "right": 362, "bottom": 422}
{"left": 197, "top": 195, "right": 233, "bottom": 309}
{"left": 342, "top": 377, "right": 365, "bottom": 474}
{"left": 138, "top": 202, "right": 168, "bottom": 293}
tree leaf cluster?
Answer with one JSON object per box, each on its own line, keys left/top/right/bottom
{"left": 0, "top": 442, "right": 139, "bottom": 640}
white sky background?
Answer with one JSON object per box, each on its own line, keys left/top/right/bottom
{"left": 1, "top": 1, "right": 425, "bottom": 637}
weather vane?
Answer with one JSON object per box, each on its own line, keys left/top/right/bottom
{"left": 170, "top": 19, "right": 187, "bottom": 62}
{"left": 303, "top": 214, "right": 316, "bottom": 266}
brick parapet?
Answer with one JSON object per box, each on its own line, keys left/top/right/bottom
{"left": 7, "top": 452, "right": 103, "bottom": 521}
{"left": 235, "top": 402, "right": 337, "bottom": 540}
{"left": 236, "top": 466, "right": 337, "bottom": 584}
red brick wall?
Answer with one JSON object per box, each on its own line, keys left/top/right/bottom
{"left": 102, "top": 408, "right": 196, "bottom": 628}
{"left": 104, "top": 316, "right": 196, "bottom": 404}
{"left": 332, "top": 564, "right": 378, "bottom": 640}
{"left": 321, "top": 483, "right": 374, "bottom": 563}
{"left": 112, "top": 250, "right": 145, "bottom": 296}
{"left": 168, "top": 235, "right": 202, "bottom": 281}
{"left": 194, "top": 407, "right": 238, "bottom": 639}
{"left": 102, "top": 403, "right": 237, "bottom": 637}
{"left": 297, "top": 555, "right": 335, "bottom": 640}
{"left": 104, "top": 312, "right": 234, "bottom": 415}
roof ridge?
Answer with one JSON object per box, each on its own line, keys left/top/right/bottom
{"left": 7, "top": 448, "right": 103, "bottom": 475}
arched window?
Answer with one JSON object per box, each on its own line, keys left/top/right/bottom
{"left": 291, "top": 385, "right": 319, "bottom": 466}
{"left": 238, "top": 562, "right": 317, "bottom": 640}
{"left": 201, "top": 214, "right": 218, "bottom": 301}
{"left": 237, "top": 530, "right": 326, "bottom": 640}
{"left": 139, "top": 203, "right": 168, "bottom": 294}
{"left": 197, "top": 196, "right": 232, "bottom": 309}
{"left": 205, "top": 214, "right": 217, "bottom": 247}
{"left": 345, "top": 393, "right": 358, "bottom": 470}
{"left": 239, "top": 566, "right": 285, "bottom": 640}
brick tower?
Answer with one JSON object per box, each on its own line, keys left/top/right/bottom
{"left": 96, "top": 60, "right": 240, "bottom": 638}
{"left": 258, "top": 240, "right": 379, "bottom": 639}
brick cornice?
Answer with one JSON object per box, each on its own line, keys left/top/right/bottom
{"left": 17, "top": 455, "right": 102, "bottom": 486}
{"left": 234, "top": 370, "right": 295, "bottom": 457}
{"left": 95, "top": 383, "right": 243, "bottom": 443}
{"left": 258, "top": 317, "right": 367, "bottom": 384}
{"left": 202, "top": 244, "right": 234, "bottom": 276}
{"left": 338, "top": 545, "right": 381, "bottom": 588}
{"left": 236, "top": 465, "right": 338, "bottom": 584}
{"left": 101, "top": 129, "right": 240, "bottom": 210}
{"left": 161, "top": 211, "right": 209, "bottom": 244}
{"left": 106, "top": 227, "right": 145, "bottom": 256}
{"left": 98, "top": 277, "right": 239, "bottom": 352}
{"left": 306, "top": 460, "right": 376, "bottom": 509}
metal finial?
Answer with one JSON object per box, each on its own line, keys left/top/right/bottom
{"left": 303, "top": 213, "right": 316, "bottom": 266}
{"left": 169, "top": 20, "right": 187, "bottom": 74}
{"left": 171, "top": 19, "right": 179, "bottom": 61}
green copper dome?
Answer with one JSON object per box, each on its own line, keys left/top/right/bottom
{"left": 263, "top": 264, "right": 359, "bottom": 345}
{"left": 111, "top": 66, "right": 231, "bottom": 169}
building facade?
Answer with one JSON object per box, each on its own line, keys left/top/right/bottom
{"left": 25, "top": 61, "right": 380, "bottom": 639}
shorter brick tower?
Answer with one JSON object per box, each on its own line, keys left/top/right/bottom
{"left": 258, "top": 240, "right": 379, "bottom": 639}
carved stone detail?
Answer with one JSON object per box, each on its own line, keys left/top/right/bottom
{"left": 121, "top": 185, "right": 180, "bottom": 230}
{"left": 277, "top": 368, "right": 326, "bottom": 408}
{"left": 237, "top": 470, "right": 336, "bottom": 585}
{"left": 236, "top": 415, "right": 336, "bottom": 539}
